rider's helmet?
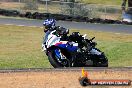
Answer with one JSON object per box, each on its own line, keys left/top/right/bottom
{"left": 43, "top": 19, "right": 56, "bottom": 32}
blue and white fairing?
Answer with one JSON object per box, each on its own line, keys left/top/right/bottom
{"left": 46, "top": 30, "right": 78, "bottom": 52}
{"left": 54, "top": 42, "right": 78, "bottom": 61}
{"left": 55, "top": 41, "right": 78, "bottom": 52}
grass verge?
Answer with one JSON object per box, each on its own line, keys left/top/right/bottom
{"left": 0, "top": 25, "right": 132, "bottom": 69}
{"left": 81, "top": 0, "right": 122, "bottom": 6}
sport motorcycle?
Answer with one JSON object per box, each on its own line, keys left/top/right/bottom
{"left": 43, "top": 30, "right": 108, "bottom": 68}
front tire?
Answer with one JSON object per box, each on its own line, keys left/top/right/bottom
{"left": 93, "top": 54, "right": 108, "bottom": 67}
{"left": 90, "top": 48, "right": 108, "bottom": 67}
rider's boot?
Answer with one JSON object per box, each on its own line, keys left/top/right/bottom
{"left": 42, "top": 43, "right": 46, "bottom": 52}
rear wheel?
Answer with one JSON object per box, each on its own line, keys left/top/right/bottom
{"left": 48, "top": 48, "right": 70, "bottom": 68}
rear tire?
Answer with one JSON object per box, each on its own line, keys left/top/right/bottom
{"left": 48, "top": 49, "right": 70, "bottom": 68}
{"left": 48, "top": 50, "right": 63, "bottom": 68}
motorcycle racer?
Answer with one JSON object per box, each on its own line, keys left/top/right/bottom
{"left": 41, "top": 19, "right": 108, "bottom": 67}
{"left": 42, "top": 19, "right": 69, "bottom": 52}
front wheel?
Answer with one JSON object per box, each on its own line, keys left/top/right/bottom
{"left": 48, "top": 48, "right": 70, "bottom": 68}
{"left": 93, "top": 54, "right": 108, "bottom": 67}
{"left": 90, "top": 48, "right": 108, "bottom": 67}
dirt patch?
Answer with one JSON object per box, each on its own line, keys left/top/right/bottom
{"left": 0, "top": 70, "right": 131, "bottom": 88}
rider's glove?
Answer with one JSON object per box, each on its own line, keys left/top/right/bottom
{"left": 44, "top": 29, "right": 48, "bottom": 33}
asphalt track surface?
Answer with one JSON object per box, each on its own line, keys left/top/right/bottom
{"left": 0, "top": 67, "right": 132, "bottom": 73}
{"left": 0, "top": 18, "right": 132, "bottom": 34}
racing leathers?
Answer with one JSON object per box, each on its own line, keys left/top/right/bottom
{"left": 42, "top": 26, "right": 69, "bottom": 52}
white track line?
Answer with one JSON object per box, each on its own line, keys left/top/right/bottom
{"left": 40, "top": 27, "right": 43, "bottom": 29}
{"left": 17, "top": 25, "right": 25, "bottom": 26}
{"left": 4, "top": 24, "right": 44, "bottom": 29}
{"left": 115, "top": 33, "right": 121, "bottom": 35}
{"left": 28, "top": 26, "right": 38, "bottom": 28}
{"left": 4, "top": 24, "right": 13, "bottom": 25}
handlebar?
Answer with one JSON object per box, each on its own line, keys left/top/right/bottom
{"left": 89, "top": 37, "right": 95, "bottom": 41}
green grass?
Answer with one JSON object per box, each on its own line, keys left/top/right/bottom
{"left": 81, "top": 0, "right": 122, "bottom": 6}
{"left": 0, "top": 25, "right": 52, "bottom": 69}
{"left": 0, "top": 25, "right": 132, "bottom": 69}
